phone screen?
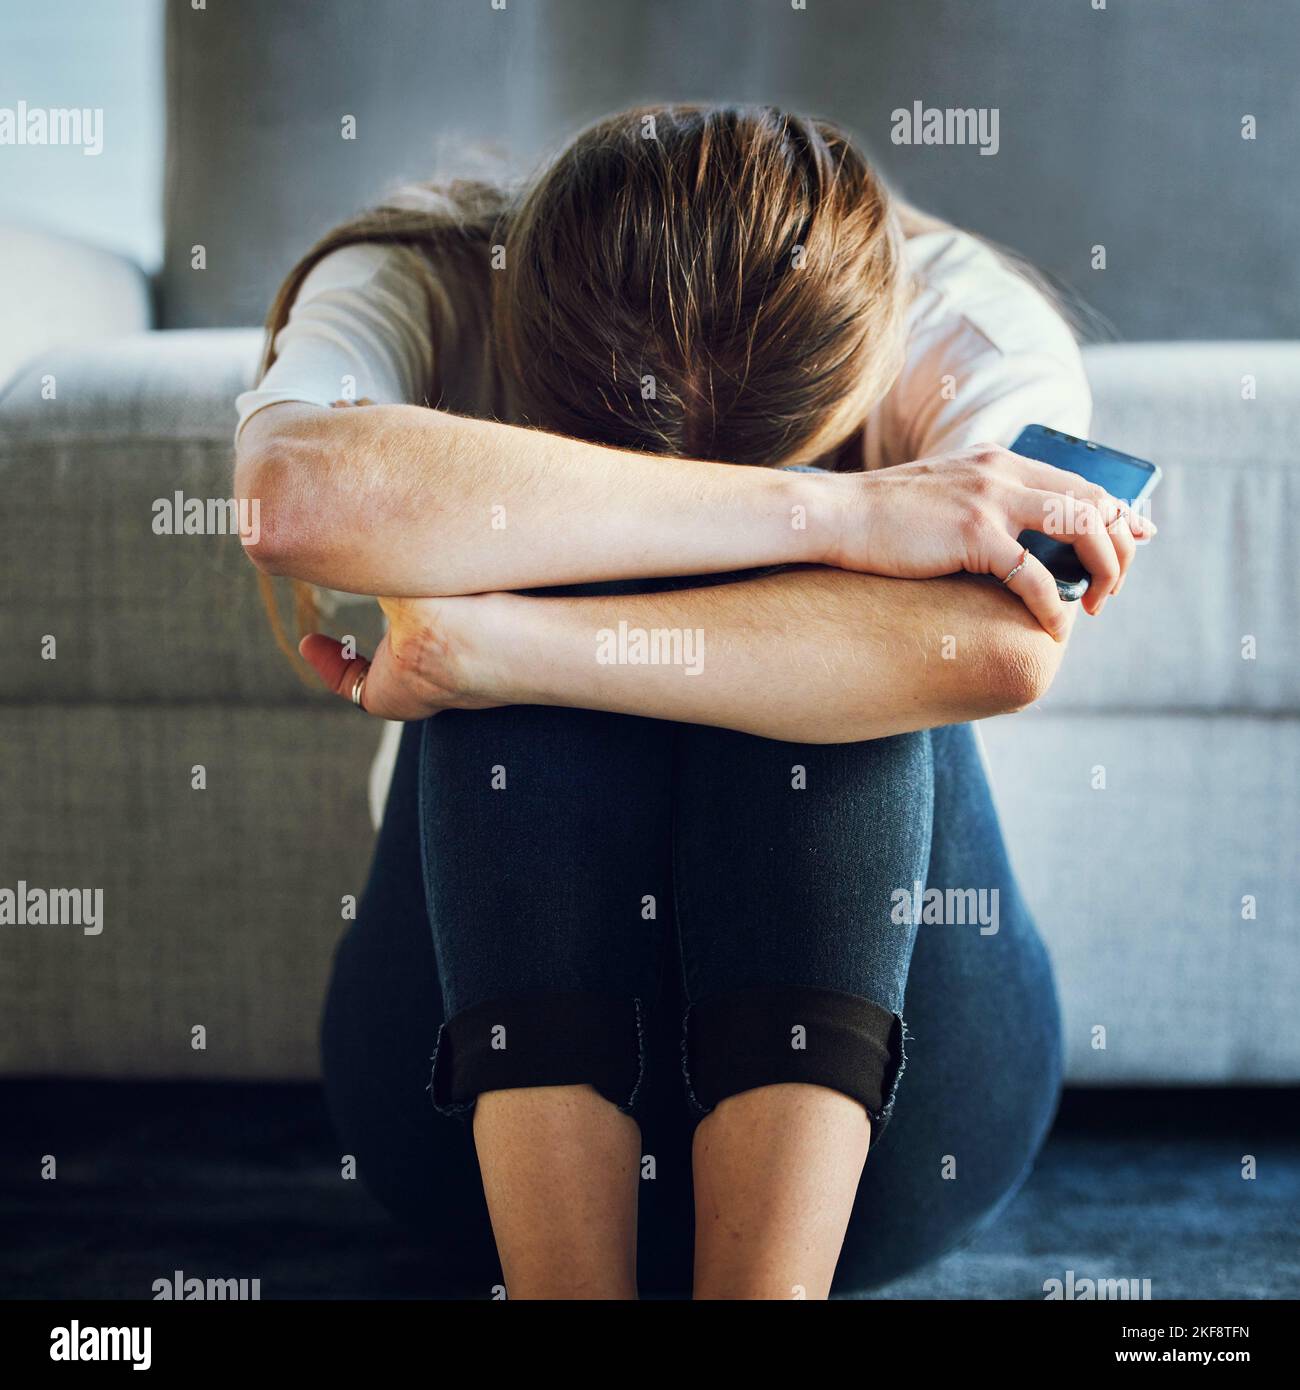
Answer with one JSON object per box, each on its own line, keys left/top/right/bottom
{"left": 1009, "top": 424, "right": 1161, "bottom": 599}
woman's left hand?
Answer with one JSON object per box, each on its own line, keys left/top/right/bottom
{"left": 298, "top": 594, "right": 509, "bottom": 720}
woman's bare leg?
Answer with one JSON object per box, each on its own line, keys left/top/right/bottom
{"left": 670, "top": 726, "right": 932, "bottom": 1298}
{"left": 691, "top": 1083, "right": 870, "bottom": 1300}
{"left": 473, "top": 1086, "right": 642, "bottom": 1299}
{"left": 417, "top": 702, "right": 675, "bottom": 1297}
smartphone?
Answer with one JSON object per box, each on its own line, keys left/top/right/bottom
{"left": 1009, "top": 424, "right": 1162, "bottom": 601}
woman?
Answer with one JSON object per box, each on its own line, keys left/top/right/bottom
{"left": 235, "top": 106, "right": 1150, "bottom": 1299}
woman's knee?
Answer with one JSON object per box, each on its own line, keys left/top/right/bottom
{"left": 668, "top": 728, "right": 935, "bottom": 1147}
{"left": 671, "top": 725, "right": 934, "bottom": 883}
{"left": 418, "top": 705, "right": 675, "bottom": 1122}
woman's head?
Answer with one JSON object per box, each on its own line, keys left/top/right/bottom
{"left": 496, "top": 105, "right": 910, "bottom": 468}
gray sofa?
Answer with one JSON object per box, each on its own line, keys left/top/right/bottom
{"left": 2, "top": 321, "right": 1297, "bottom": 1085}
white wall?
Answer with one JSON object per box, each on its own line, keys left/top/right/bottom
{"left": 0, "top": 0, "right": 164, "bottom": 269}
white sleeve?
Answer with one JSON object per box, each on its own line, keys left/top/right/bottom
{"left": 905, "top": 334, "right": 1093, "bottom": 458}
{"left": 234, "top": 242, "right": 436, "bottom": 442}
{"left": 873, "top": 231, "right": 1092, "bottom": 465}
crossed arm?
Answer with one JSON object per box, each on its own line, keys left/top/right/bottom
{"left": 233, "top": 401, "right": 1130, "bottom": 742}
{"left": 448, "top": 565, "right": 1062, "bottom": 743}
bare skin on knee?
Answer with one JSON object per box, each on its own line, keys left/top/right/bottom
{"left": 691, "top": 1083, "right": 871, "bottom": 1300}
{"left": 473, "top": 1084, "right": 642, "bottom": 1299}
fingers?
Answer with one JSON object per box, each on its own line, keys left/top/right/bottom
{"left": 988, "top": 533, "right": 1070, "bottom": 641}
{"left": 299, "top": 633, "right": 435, "bottom": 720}
{"left": 340, "top": 635, "right": 415, "bottom": 720}
{"left": 957, "top": 445, "right": 1158, "bottom": 625}
{"left": 299, "top": 634, "right": 371, "bottom": 712}
{"left": 1013, "top": 487, "right": 1124, "bottom": 616}
{"left": 1004, "top": 453, "right": 1157, "bottom": 598}
{"left": 1106, "top": 505, "right": 1137, "bottom": 595}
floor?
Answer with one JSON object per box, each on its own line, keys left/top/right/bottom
{"left": 2, "top": 1084, "right": 1295, "bottom": 1300}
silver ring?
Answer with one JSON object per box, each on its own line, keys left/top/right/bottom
{"left": 1000, "top": 547, "right": 1029, "bottom": 586}
{"left": 350, "top": 670, "right": 368, "bottom": 708}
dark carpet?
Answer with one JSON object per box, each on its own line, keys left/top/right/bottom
{"left": 1, "top": 1084, "right": 1295, "bottom": 1300}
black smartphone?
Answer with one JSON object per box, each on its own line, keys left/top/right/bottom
{"left": 1009, "top": 424, "right": 1162, "bottom": 601}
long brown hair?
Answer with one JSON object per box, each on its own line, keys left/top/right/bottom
{"left": 254, "top": 104, "right": 914, "bottom": 669}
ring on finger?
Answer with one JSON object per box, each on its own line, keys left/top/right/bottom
{"left": 350, "top": 669, "right": 368, "bottom": 708}
{"left": 1000, "top": 546, "right": 1030, "bottom": 585}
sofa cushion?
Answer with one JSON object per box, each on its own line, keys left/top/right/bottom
{"left": 0, "top": 329, "right": 379, "bottom": 704}
{"left": 0, "top": 702, "right": 377, "bottom": 1079}
{"left": 981, "top": 709, "right": 1300, "bottom": 1083}
{"left": 0, "top": 225, "right": 151, "bottom": 393}
{"left": 1043, "top": 341, "right": 1300, "bottom": 715}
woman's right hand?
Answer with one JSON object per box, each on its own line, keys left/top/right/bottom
{"left": 297, "top": 594, "right": 513, "bottom": 721}
{"left": 830, "top": 444, "right": 1156, "bottom": 638}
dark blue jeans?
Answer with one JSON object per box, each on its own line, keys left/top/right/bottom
{"left": 420, "top": 706, "right": 931, "bottom": 1130}
{"left": 320, "top": 709, "right": 1063, "bottom": 1297}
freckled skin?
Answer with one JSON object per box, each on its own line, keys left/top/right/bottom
{"left": 690, "top": 1084, "right": 870, "bottom": 1300}
{"left": 472, "top": 1081, "right": 868, "bottom": 1299}
{"left": 473, "top": 1086, "right": 641, "bottom": 1300}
